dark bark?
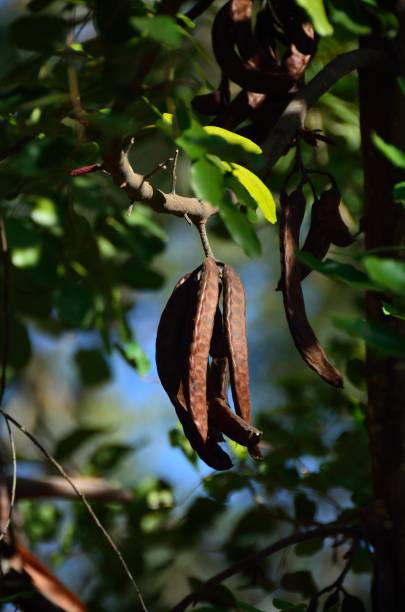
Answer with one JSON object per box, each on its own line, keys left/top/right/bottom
{"left": 358, "top": 13, "right": 405, "bottom": 611}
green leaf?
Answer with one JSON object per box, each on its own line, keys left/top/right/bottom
{"left": 9, "top": 16, "right": 68, "bottom": 52}
{"left": 273, "top": 599, "right": 306, "bottom": 611}
{"left": 115, "top": 341, "right": 151, "bottom": 375}
{"left": 223, "top": 163, "right": 276, "bottom": 223}
{"left": 398, "top": 77, "right": 405, "bottom": 97}
{"left": 371, "top": 132, "right": 405, "bottom": 168}
{"left": 55, "top": 427, "right": 106, "bottom": 462}
{"left": 220, "top": 196, "right": 261, "bottom": 257}
{"left": 329, "top": 0, "right": 371, "bottom": 35}
{"left": 296, "top": 0, "right": 333, "bottom": 36}
{"left": 393, "top": 181, "right": 405, "bottom": 204}
{"left": 281, "top": 570, "right": 317, "bottom": 598}
{"left": 191, "top": 158, "right": 225, "bottom": 207}
{"left": 294, "top": 538, "right": 323, "bottom": 557}
{"left": 342, "top": 594, "right": 366, "bottom": 612}
{"left": 334, "top": 317, "right": 405, "bottom": 357}
{"left": 363, "top": 256, "right": 405, "bottom": 296}
{"left": 88, "top": 443, "right": 133, "bottom": 473}
{"left": 203, "top": 126, "right": 262, "bottom": 156}
{"left": 131, "top": 16, "right": 184, "bottom": 48}
{"left": 74, "top": 349, "right": 111, "bottom": 386}
{"left": 296, "top": 253, "right": 375, "bottom": 290}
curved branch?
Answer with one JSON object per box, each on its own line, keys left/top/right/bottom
{"left": 261, "top": 48, "right": 386, "bottom": 175}
{"left": 102, "top": 141, "right": 217, "bottom": 223}
{"left": 170, "top": 522, "right": 360, "bottom": 612}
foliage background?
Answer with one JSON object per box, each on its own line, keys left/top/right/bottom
{"left": 0, "top": 0, "right": 398, "bottom": 610}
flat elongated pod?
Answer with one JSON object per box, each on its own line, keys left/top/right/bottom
{"left": 187, "top": 257, "right": 220, "bottom": 442}
{"left": 209, "top": 307, "right": 229, "bottom": 400}
{"left": 280, "top": 189, "right": 343, "bottom": 387}
{"left": 318, "top": 187, "right": 355, "bottom": 247}
{"left": 209, "top": 397, "right": 263, "bottom": 460}
{"left": 223, "top": 264, "right": 252, "bottom": 422}
{"left": 156, "top": 272, "right": 232, "bottom": 471}
{"left": 298, "top": 196, "right": 331, "bottom": 282}
{"left": 212, "top": 2, "right": 293, "bottom": 93}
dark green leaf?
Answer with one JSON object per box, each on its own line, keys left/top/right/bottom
{"left": 294, "top": 538, "right": 323, "bottom": 557}
{"left": 342, "top": 594, "right": 366, "bottom": 612}
{"left": 88, "top": 443, "right": 133, "bottom": 473}
{"left": 281, "top": 570, "right": 317, "bottom": 598}
{"left": 363, "top": 256, "right": 405, "bottom": 296}
{"left": 334, "top": 317, "right": 405, "bottom": 357}
{"left": 115, "top": 341, "right": 150, "bottom": 375}
{"left": 220, "top": 196, "right": 261, "bottom": 257}
{"left": 74, "top": 348, "right": 111, "bottom": 386}
{"left": 131, "top": 16, "right": 184, "bottom": 48}
{"left": 54, "top": 427, "right": 106, "bottom": 462}
{"left": 296, "top": 253, "right": 374, "bottom": 290}
{"left": 9, "top": 16, "right": 68, "bottom": 52}
{"left": 371, "top": 132, "right": 405, "bottom": 168}
{"left": 393, "top": 181, "right": 405, "bottom": 204}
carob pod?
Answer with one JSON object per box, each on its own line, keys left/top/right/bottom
{"left": 156, "top": 271, "right": 232, "bottom": 471}
{"left": 192, "top": 74, "right": 230, "bottom": 117}
{"left": 279, "top": 188, "right": 343, "bottom": 387}
{"left": 222, "top": 264, "right": 252, "bottom": 422}
{"left": 208, "top": 305, "right": 263, "bottom": 460}
{"left": 187, "top": 257, "right": 220, "bottom": 443}
{"left": 211, "top": 2, "right": 294, "bottom": 93}
{"left": 318, "top": 186, "right": 355, "bottom": 247}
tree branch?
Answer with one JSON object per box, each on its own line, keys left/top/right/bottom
{"left": 102, "top": 140, "right": 217, "bottom": 223}
{"left": 261, "top": 48, "right": 386, "bottom": 176}
{"left": 7, "top": 475, "right": 132, "bottom": 503}
{"left": 170, "top": 522, "right": 360, "bottom": 612}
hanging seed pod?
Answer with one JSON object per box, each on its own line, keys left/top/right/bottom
{"left": 298, "top": 195, "right": 332, "bottom": 283}
{"left": 187, "top": 257, "right": 220, "bottom": 443}
{"left": 156, "top": 271, "right": 232, "bottom": 471}
{"left": 212, "top": 2, "right": 293, "bottom": 93}
{"left": 223, "top": 264, "right": 252, "bottom": 422}
{"left": 318, "top": 186, "right": 355, "bottom": 247}
{"left": 279, "top": 189, "right": 343, "bottom": 387}
{"left": 208, "top": 305, "right": 263, "bottom": 460}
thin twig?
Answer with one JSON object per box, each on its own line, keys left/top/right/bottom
{"left": 170, "top": 522, "right": 360, "bottom": 612}
{"left": 0, "top": 410, "right": 149, "bottom": 612}
{"left": 171, "top": 149, "right": 179, "bottom": 194}
{"left": 196, "top": 219, "right": 215, "bottom": 259}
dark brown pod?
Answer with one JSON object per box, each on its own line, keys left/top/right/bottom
{"left": 209, "top": 397, "right": 262, "bottom": 452}
{"left": 156, "top": 271, "right": 232, "bottom": 471}
{"left": 318, "top": 187, "right": 355, "bottom": 247}
{"left": 279, "top": 189, "right": 343, "bottom": 387}
{"left": 209, "top": 307, "right": 229, "bottom": 400}
{"left": 298, "top": 196, "right": 331, "bottom": 283}
{"left": 223, "top": 264, "right": 252, "bottom": 422}
{"left": 212, "top": 2, "right": 294, "bottom": 93}
{"left": 192, "top": 75, "right": 230, "bottom": 117}
{"left": 187, "top": 257, "right": 220, "bottom": 443}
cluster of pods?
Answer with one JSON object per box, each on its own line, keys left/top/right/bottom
{"left": 156, "top": 258, "right": 262, "bottom": 470}
{"left": 279, "top": 181, "right": 355, "bottom": 387}
{"left": 192, "top": 0, "right": 317, "bottom": 140}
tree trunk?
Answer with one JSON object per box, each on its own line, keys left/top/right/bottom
{"left": 359, "top": 10, "right": 405, "bottom": 610}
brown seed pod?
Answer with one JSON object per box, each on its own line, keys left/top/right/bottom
{"left": 279, "top": 189, "right": 343, "bottom": 387}
{"left": 318, "top": 187, "right": 355, "bottom": 247}
{"left": 156, "top": 271, "right": 232, "bottom": 471}
{"left": 298, "top": 195, "right": 332, "bottom": 283}
{"left": 212, "top": 2, "right": 294, "bottom": 93}
{"left": 192, "top": 74, "right": 230, "bottom": 117}
{"left": 187, "top": 257, "right": 220, "bottom": 443}
{"left": 208, "top": 307, "right": 263, "bottom": 461}
{"left": 223, "top": 264, "right": 253, "bottom": 422}
{"left": 209, "top": 397, "right": 262, "bottom": 453}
